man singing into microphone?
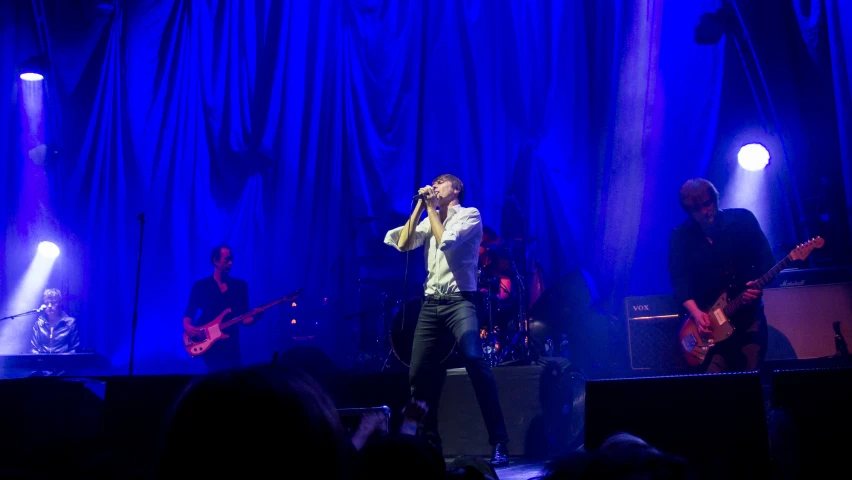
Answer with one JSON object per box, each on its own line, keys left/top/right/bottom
{"left": 384, "top": 174, "right": 509, "bottom": 466}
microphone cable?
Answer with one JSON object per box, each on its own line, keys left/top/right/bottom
{"left": 399, "top": 197, "right": 422, "bottom": 337}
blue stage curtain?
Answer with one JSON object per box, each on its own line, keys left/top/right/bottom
{"left": 0, "top": 0, "right": 726, "bottom": 373}
{"left": 823, "top": 0, "right": 852, "bottom": 245}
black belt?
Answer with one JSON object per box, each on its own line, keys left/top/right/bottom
{"left": 424, "top": 292, "right": 476, "bottom": 303}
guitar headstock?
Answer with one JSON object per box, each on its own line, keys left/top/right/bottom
{"left": 789, "top": 236, "right": 825, "bottom": 262}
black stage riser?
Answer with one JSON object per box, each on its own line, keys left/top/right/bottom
{"left": 770, "top": 367, "right": 852, "bottom": 479}
{"left": 586, "top": 367, "right": 852, "bottom": 480}
{"left": 586, "top": 372, "right": 772, "bottom": 479}
{"left": 435, "top": 359, "right": 585, "bottom": 458}
{"left": 0, "top": 364, "right": 845, "bottom": 477}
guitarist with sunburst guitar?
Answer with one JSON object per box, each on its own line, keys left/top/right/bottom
{"left": 668, "top": 179, "right": 824, "bottom": 373}
{"left": 182, "top": 245, "right": 263, "bottom": 373}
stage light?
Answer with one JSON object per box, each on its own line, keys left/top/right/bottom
{"left": 17, "top": 55, "right": 48, "bottom": 82}
{"left": 20, "top": 73, "right": 44, "bottom": 81}
{"left": 737, "top": 143, "right": 770, "bottom": 171}
{"left": 37, "top": 241, "right": 60, "bottom": 259}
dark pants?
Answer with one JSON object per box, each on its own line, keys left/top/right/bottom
{"left": 202, "top": 339, "right": 243, "bottom": 373}
{"left": 409, "top": 293, "right": 509, "bottom": 448}
{"left": 705, "top": 307, "right": 768, "bottom": 373}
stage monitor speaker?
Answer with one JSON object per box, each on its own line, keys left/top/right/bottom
{"left": 763, "top": 267, "right": 852, "bottom": 360}
{"left": 585, "top": 372, "right": 770, "bottom": 480}
{"left": 437, "top": 359, "right": 585, "bottom": 459}
{"left": 624, "top": 295, "right": 689, "bottom": 371}
{"left": 770, "top": 366, "right": 852, "bottom": 479}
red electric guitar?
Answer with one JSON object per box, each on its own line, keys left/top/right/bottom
{"left": 678, "top": 237, "right": 824, "bottom": 367}
{"left": 183, "top": 288, "right": 303, "bottom": 357}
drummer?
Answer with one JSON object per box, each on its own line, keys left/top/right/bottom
{"left": 479, "top": 227, "right": 512, "bottom": 301}
{"left": 479, "top": 226, "right": 500, "bottom": 257}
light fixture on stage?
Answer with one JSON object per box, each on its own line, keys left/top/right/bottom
{"left": 737, "top": 143, "right": 770, "bottom": 171}
{"left": 695, "top": 1, "right": 810, "bottom": 245}
{"left": 17, "top": 55, "right": 48, "bottom": 82}
{"left": 37, "top": 241, "right": 60, "bottom": 260}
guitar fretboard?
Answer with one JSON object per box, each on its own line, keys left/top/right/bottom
{"left": 722, "top": 255, "right": 792, "bottom": 317}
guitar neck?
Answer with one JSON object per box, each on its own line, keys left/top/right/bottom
{"left": 219, "top": 296, "right": 291, "bottom": 329}
{"left": 722, "top": 255, "right": 792, "bottom": 317}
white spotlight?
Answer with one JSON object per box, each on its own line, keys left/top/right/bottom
{"left": 737, "top": 143, "right": 770, "bottom": 171}
{"left": 20, "top": 73, "right": 44, "bottom": 81}
{"left": 37, "top": 241, "right": 60, "bottom": 259}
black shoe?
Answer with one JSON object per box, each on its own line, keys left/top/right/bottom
{"left": 490, "top": 442, "right": 508, "bottom": 466}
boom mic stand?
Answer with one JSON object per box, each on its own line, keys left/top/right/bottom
{"left": 128, "top": 212, "right": 145, "bottom": 376}
{"left": 499, "top": 193, "right": 539, "bottom": 363}
{"left": 328, "top": 216, "right": 376, "bottom": 363}
{"left": 0, "top": 308, "right": 43, "bottom": 322}
{"left": 498, "top": 245, "right": 531, "bottom": 363}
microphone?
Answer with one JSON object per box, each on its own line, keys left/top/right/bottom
{"left": 21, "top": 305, "right": 45, "bottom": 315}
{"left": 412, "top": 193, "right": 424, "bottom": 200}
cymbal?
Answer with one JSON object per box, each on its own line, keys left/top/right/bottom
{"left": 480, "top": 237, "right": 537, "bottom": 251}
{"left": 480, "top": 244, "right": 511, "bottom": 259}
{"left": 505, "top": 236, "right": 537, "bottom": 246}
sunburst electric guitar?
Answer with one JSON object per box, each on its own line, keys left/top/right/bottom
{"left": 183, "top": 288, "right": 304, "bottom": 357}
{"left": 678, "top": 237, "right": 824, "bottom": 367}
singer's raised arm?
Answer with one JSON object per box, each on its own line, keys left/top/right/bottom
{"left": 384, "top": 200, "right": 430, "bottom": 251}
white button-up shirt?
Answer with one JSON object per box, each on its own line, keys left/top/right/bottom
{"left": 384, "top": 204, "right": 482, "bottom": 295}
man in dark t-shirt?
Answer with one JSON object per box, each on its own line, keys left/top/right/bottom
{"left": 183, "top": 245, "right": 260, "bottom": 373}
{"left": 668, "top": 179, "right": 776, "bottom": 373}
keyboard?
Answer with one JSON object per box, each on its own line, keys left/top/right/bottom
{"left": 0, "top": 353, "right": 110, "bottom": 371}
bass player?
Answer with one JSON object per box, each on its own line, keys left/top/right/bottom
{"left": 183, "top": 245, "right": 262, "bottom": 372}
{"left": 668, "top": 178, "right": 776, "bottom": 373}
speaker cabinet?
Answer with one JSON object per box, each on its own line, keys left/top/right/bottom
{"left": 624, "top": 295, "right": 689, "bottom": 371}
{"left": 764, "top": 268, "right": 852, "bottom": 360}
{"left": 585, "top": 372, "right": 771, "bottom": 480}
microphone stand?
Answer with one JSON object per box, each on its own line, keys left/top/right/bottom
{"left": 507, "top": 194, "right": 528, "bottom": 313}
{"left": 327, "top": 217, "right": 375, "bottom": 360}
{"left": 0, "top": 309, "right": 42, "bottom": 321}
{"left": 505, "top": 194, "right": 535, "bottom": 361}
{"left": 129, "top": 212, "right": 145, "bottom": 376}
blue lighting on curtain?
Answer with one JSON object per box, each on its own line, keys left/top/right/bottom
{"left": 0, "top": 0, "right": 845, "bottom": 374}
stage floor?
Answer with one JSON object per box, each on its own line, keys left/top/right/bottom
{"left": 488, "top": 460, "right": 547, "bottom": 480}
